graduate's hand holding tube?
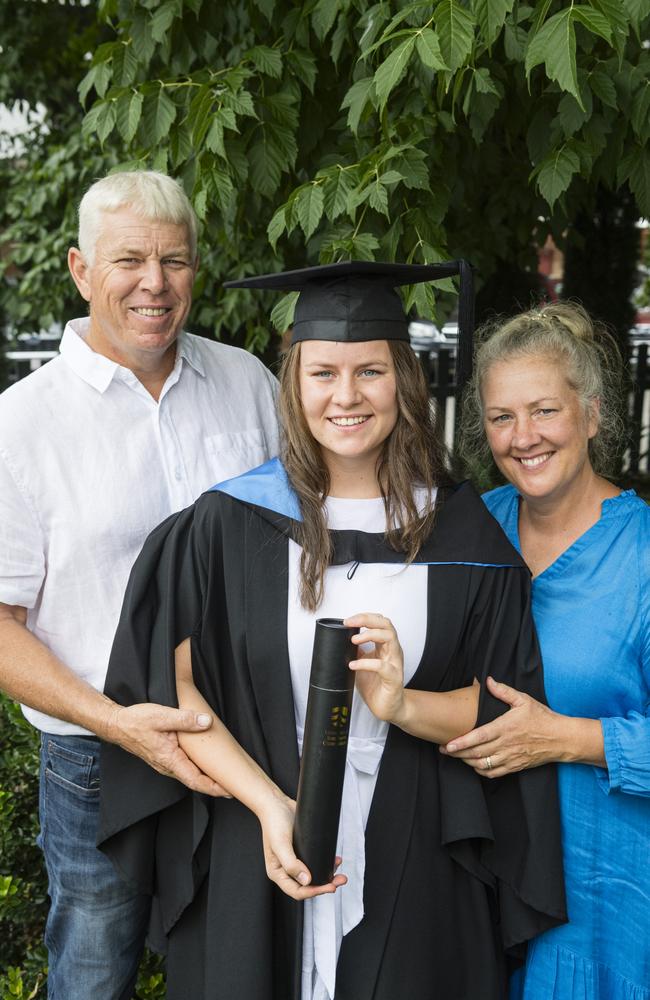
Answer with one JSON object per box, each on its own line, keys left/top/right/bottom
{"left": 345, "top": 613, "right": 483, "bottom": 745}
{"left": 258, "top": 793, "right": 347, "bottom": 900}
{"left": 344, "top": 613, "right": 408, "bottom": 725}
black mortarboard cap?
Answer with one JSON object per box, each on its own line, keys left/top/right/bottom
{"left": 224, "top": 259, "right": 475, "bottom": 390}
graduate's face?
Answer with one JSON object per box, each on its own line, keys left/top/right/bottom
{"left": 68, "top": 208, "right": 197, "bottom": 370}
{"left": 482, "top": 354, "right": 598, "bottom": 505}
{"left": 299, "top": 340, "right": 399, "bottom": 484}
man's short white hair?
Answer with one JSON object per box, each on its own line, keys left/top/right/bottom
{"left": 77, "top": 170, "right": 198, "bottom": 265}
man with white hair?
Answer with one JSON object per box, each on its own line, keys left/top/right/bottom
{"left": 0, "top": 170, "right": 279, "bottom": 998}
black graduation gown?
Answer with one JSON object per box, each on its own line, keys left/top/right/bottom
{"left": 98, "top": 460, "right": 566, "bottom": 1000}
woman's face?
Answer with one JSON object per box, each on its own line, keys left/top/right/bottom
{"left": 482, "top": 354, "right": 598, "bottom": 504}
{"left": 298, "top": 339, "right": 399, "bottom": 478}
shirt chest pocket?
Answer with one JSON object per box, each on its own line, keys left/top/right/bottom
{"left": 203, "top": 428, "right": 268, "bottom": 482}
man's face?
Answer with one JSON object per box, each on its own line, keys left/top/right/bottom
{"left": 68, "top": 207, "right": 197, "bottom": 370}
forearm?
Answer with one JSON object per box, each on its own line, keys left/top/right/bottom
{"left": 0, "top": 611, "right": 118, "bottom": 738}
{"left": 176, "top": 674, "right": 287, "bottom": 819}
{"left": 555, "top": 714, "right": 605, "bottom": 768}
{"left": 392, "top": 682, "right": 480, "bottom": 744}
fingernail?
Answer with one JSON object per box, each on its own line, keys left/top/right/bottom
{"left": 197, "top": 714, "right": 211, "bottom": 727}
{"left": 297, "top": 872, "right": 309, "bottom": 885}
{"left": 447, "top": 742, "right": 457, "bottom": 752}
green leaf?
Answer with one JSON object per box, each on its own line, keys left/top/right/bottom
{"left": 194, "top": 187, "right": 208, "bottom": 221}
{"left": 188, "top": 86, "right": 214, "bottom": 147}
{"left": 571, "top": 5, "right": 612, "bottom": 42}
{"left": 113, "top": 42, "right": 139, "bottom": 87}
{"left": 322, "top": 168, "right": 354, "bottom": 221}
{"left": 525, "top": 8, "right": 582, "bottom": 107}
{"left": 415, "top": 28, "right": 447, "bottom": 71}
{"left": 331, "top": 14, "right": 349, "bottom": 64}
{"left": 557, "top": 86, "right": 592, "bottom": 136}
{"left": 379, "top": 170, "right": 404, "bottom": 184}
{"left": 205, "top": 118, "right": 225, "bottom": 157}
{"left": 143, "top": 87, "right": 177, "bottom": 144}
{"left": 368, "top": 180, "right": 389, "bottom": 217}
{"left": 341, "top": 77, "right": 374, "bottom": 133}
{"left": 349, "top": 232, "right": 380, "bottom": 260}
{"left": 622, "top": 0, "right": 650, "bottom": 31}
{"left": 78, "top": 66, "right": 100, "bottom": 106}
{"left": 287, "top": 49, "right": 317, "bottom": 93}
{"left": 249, "top": 134, "right": 285, "bottom": 196}
{"left": 95, "top": 61, "right": 114, "bottom": 99}
{"left": 631, "top": 81, "right": 650, "bottom": 142}
{"left": 247, "top": 45, "right": 283, "bottom": 79}
{"left": 433, "top": 0, "right": 476, "bottom": 74}
{"left": 271, "top": 291, "right": 299, "bottom": 332}
{"left": 296, "top": 184, "right": 325, "bottom": 239}
{"left": 473, "top": 0, "right": 514, "bottom": 48}
{"left": 374, "top": 36, "right": 416, "bottom": 110}
{"left": 209, "top": 167, "right": 235, "bottom": 214}
{"left": 628, "top": 145, "right": 650, "bottom": 217}
{"left": 170, "top": 126, "right": 194, "bottom": 168}
{"left": 252, "top": 0, "right": 275, "bottom": 21}
{"left": 396, "top": 148, "right": 430, "bottom": 190}
{"left": 589, "top": 69, "right": 618, "bottom": 109}
{"left": 503, "top": 19, "right": 527, "bottom": 60}
{"left": 81, "top": 101, "right": 109, "bottom": 141}
{"left": 97, "top": 101, "right": 117, "bottom": 144}
{"left": 590, "top": 0, "right": 630, "bottom": 38}
{"left": 267, "top": 206, "right": 286, "bottom": 251}
{"left": 473, "top": 66, "right": 499, "bottom": 95}
{"left": 150, "top": 0, "right": 179, "bottom": 43}
{"left": 224, "top": 89, "right": 257, "bottom": 119}
{"left": 312, "top": 0, "right": 340, "bottom": 41}
{"left": 534, "top": 145, "right": 580, "bottom": 208}
{"left": 116, "top": 91, "right": 144, "bottom": 144}
{"left": 131, "top": 11, "right": 156, "bottom": 63}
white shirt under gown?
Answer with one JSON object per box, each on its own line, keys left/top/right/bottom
{"left": 286, "top": 491, "right": 435, "bottom": 1000}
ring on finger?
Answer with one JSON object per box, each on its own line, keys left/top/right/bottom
{"left": 484, "top": 755, "right": 493, "bottom": 770}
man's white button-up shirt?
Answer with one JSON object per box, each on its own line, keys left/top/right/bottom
{"left": 0, "top": 318, "right": 280, "bottom": 734}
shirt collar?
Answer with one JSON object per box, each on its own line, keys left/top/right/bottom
{"left": 59, "top": 319, "right": 205, "bottom": 393}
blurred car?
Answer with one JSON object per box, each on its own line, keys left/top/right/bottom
{"left": 409, "top": 319, "right": 458, "bottom": 384}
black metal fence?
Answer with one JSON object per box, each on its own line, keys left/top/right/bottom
{"left": 3, "top": 343, "right": 650, "bottom": 475}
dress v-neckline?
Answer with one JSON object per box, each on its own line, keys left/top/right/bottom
{"left": 509, "top": 490, "right": 636, "bottom": 583}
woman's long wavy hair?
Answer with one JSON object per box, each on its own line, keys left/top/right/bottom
{"left": 279, "top": 340, "right": 452, "bottom": 610}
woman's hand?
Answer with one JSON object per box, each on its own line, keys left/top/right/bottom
{"left": 440, "top": 676, "right": 564, "bottom": 777}
{"left": 344, "top": 613, "right": 406, "bottom": 725}
{"left": 257, "top": 793, "right": 347, "bottom": 900}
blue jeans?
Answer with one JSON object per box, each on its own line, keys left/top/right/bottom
{"left": 38, "top": 733, "right": 150, "bottom": 1000}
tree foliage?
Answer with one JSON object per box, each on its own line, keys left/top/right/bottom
{"left": 2, "top": 0, "right": 650, "bottom": 352}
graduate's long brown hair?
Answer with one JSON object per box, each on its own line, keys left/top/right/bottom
{"left": 279, "top": 341, "right": 452, "bottom": 610}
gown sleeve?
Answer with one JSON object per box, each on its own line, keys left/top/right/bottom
{"left": 437, "top": 562, "right": 567, "bottom": 956}
{"left": 97, "top": 499, "right": 220, "bottom": 942}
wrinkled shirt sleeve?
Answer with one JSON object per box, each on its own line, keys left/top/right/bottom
{"left": 0, "top": 449, "right": 45, "bottom": 609}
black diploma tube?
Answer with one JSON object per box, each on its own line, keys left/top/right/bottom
{"left": 293, "top": 618, "right": 359, "bottom": 886}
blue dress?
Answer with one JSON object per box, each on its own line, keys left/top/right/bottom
{"left": 483, "top": 486, "right": 650, "bottom": 999}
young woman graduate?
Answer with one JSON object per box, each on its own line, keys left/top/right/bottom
{"left": 98, "top": 261, "right": 566, "bottom": 1000}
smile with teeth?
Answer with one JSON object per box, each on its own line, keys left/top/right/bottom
{"left": 517, "top": 452, "right": 552, "bottom": 468}
{"left": 131, "top": 307, "right": 170, "bottom": 316}
{"left": 329, "top": 415, "right": 370, "bottom": 426}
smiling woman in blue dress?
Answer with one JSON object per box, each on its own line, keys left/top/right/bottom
{"left": 448, "top": 302, "right": 650, "bottom": 1000}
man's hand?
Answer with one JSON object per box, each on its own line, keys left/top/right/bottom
{"left": 106, "top": 702, "right": 230, "bottom": 796}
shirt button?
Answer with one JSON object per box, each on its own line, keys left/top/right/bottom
{"left": 174, "top": 468, "right": 182, "bottom": 480}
